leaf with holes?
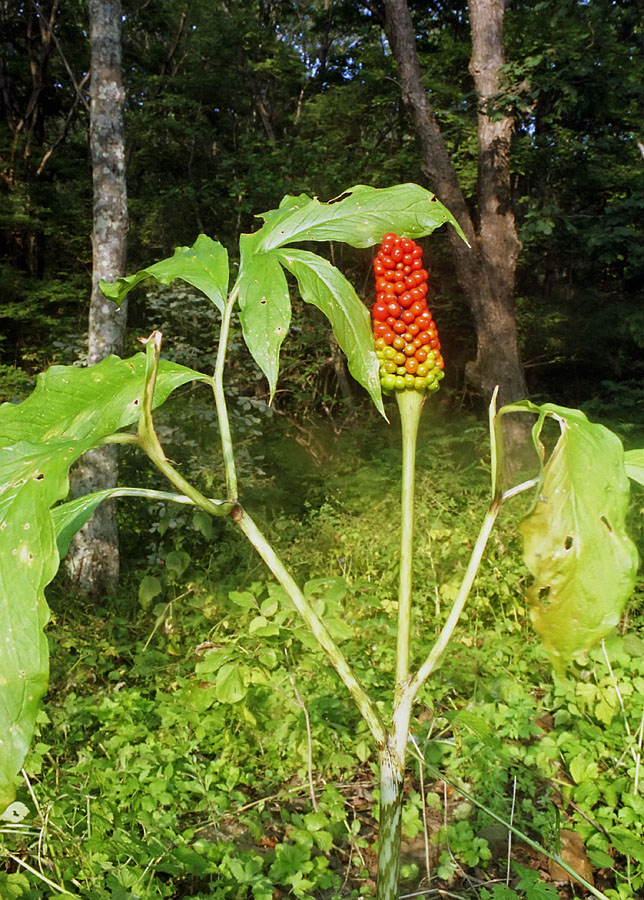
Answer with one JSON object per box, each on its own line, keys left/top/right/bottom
{"left": 100, "top": 234, "right": 229, "bottom": 315}
{"left": 0, "top": 354, "right": 207, "bottom": 812}
{"left": 504, "top": 401, "right": 638, "bottom": 675}
{"left": 237, "top": 232, "right": 291, "bottom": 401}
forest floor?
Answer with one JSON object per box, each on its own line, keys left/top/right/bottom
{"left": 2, "top": 403, "right": 643, "bottom": 899}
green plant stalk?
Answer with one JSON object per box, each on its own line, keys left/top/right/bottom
{"left": 403, "top": 495, "right": 502, "bottom": 706}
{"left": 374, "top": 473, "right": 539, "bottom": 898}
{"left": 136, "top": 331, "right": 385, "bottom": 747}
{"left": 233, "top": 506, "right": 387, "bottom": 748}
{"left": 375, "top": 743, "right": 405, "bottom": 900}
{"left": 395, "top": 389, "right": 425, "bottom": 690}
{"left": 137, "top": 333, "right": 234, "bottom": 517}
{"left": 376, "top": 390, "right": 424, "bottom": 900}
{"left": 212, "top": 287, "right": 239, "bottom": 500}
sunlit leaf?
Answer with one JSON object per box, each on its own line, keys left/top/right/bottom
{"left": 506, "top": 401, "right": 639, "bottom": 675}
{"left": 624, "top": 448, "right": 644, "bottom": 486}
{"left": 253, "top": 183, "right": 466, "bottom": 251}
{"left": 101, "top": 234, "right": 229, "bottom": 314}
{"left": 237, "top": 233, "right": 291, "bottom": 401}
{"left": 215, "top": 663, "right": 246, "bottom": 703}
{"left": 0, "top": 354, "right": 206, "bottom": 812}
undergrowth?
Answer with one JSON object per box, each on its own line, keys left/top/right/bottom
{"left": 1, "top": 407, "right": 643, "bottom": 899}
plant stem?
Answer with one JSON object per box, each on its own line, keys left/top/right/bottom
{"left": 136, "top": 332, "right": 234, "bottom": 518}
{"left": 233, "top": 506, "right": 388, "bottom": 748}
{"left": 375, "top": 390, "right": 424, "bottom": 900}
{"left": 212, "top": 287, "right": 239, "bottom": 500}
{"left": 402, "top": 496, "right": 502, "bottom": 707}
{"left": 376, "top": 744, "right": 405, "bottom": 900}
{"left": 395, "top": 390, "right": 425, "bottom": 690}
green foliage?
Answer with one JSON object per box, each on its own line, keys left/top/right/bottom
{"left": 102, "top": 235, "right": 230, "bottom": 316}
{"left": 3, "top": 179, "right": 644, "bottom": 900}
{"left": 2, "top": 409, "right": 643, "bottom": 896}
{"left": 506, "top": 401, "right": 638, "bottom": 674}
{"left": 0, "top": 355, "right": 207, "bottom": 808}
{"left": 481, "top": 863, "right": 559, "bottom": 900}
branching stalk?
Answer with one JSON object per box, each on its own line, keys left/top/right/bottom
{"left": 402, "top": 496, "right": 501, "bottom": 709}
{"left": 136, "top": 332, "right": 234, "bottom": 518}
{"left": 233, "top": 507, "right": 388, "bottom": 748}
{"left": 401, "top": 473, "right": 539, "bottom": 711}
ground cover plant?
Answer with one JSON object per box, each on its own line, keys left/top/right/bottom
{"left": 1, "top": 183, "right": 644, "bottom": 898}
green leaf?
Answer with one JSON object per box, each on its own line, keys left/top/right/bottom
{"left": 507, "top": 401, "right": 639, "bottom": 675}
{"left": 52, "top": 487, "right": 205, "bottom": 558}
{"left": 193, "top": 509, "right": 214, "bottom": 540}
{"left": 253, "top": 183, "right": 465, "bottom": 251}
{"left": 277, "top": 249, "right": 385, "bottom": 417}
{"left": 624, "top": 448, "right": 644, "bottom": 486}
{"left": 0, "top": 354, "right": 208, "bottom": 446}
{"left": 0, "top": 354, "right": 206, "bottom": 813}
{"left": 215, "top": 663, "right": 246, "bottom": 704}
{"left": 51, "top": 489, "right": 120, "bottom": 558}
{"left": 514, "top": 862, "right": 559, "bottom": 900}
{"left": 100, "top": 234, "right": 229, "bottom": 314}
{"left": 139, "top": 575, "right": 163, "bottom": 608}
{"left": 165, "top": 550, "right": 190, "bottom": 579}
{"left": 608, "top": 826, "right": 644, "bottom": 864}
{"left": 228, "top": 589, "right": 256, "bottom": 612}
{"left": 237, "top": 233, "right": 291, "bottom": 401}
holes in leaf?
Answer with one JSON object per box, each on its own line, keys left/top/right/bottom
{"left": 564, "top": 535, "right": 574, "bottom": 551}
{"left": 34, "top": 472, "right": 45, "bottom": 481}
{"left": 538, "top": 586, "right": 551, "bottom": 607}
{"left": 133, "top": 398, "right": 139, "bottom": 406}
{"left": 260, "top": 299, "right": 267, "bottom": 305}
{"left": 600, "top": 515, "right": 613, "bottom": 533}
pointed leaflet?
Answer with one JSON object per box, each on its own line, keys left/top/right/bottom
{"left": 503, "top": 401, "right": 638, "bottom": 675}
{"left": 0, "top": 354, "right": 207, "bottom": 812}
{"left": 100, "top": 234, "right": 229, "bottom": 315}
{"left": 253, "top": 183, "right": 466, "bottom": 251}
{"left": 277, "top": 249, "right": 385, "bottom": 418}
{"left": 233, "top": 183, "right": 463, "bottom": 411}
{"left": 236, "top": 232, "right": 291, "bottom": 401}
{"left": 51, "top": 487, "right": 215, "bottom": 559}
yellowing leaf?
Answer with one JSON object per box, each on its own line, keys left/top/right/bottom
{"left": 515, "top": 403, "right": 638, "bottom": 675}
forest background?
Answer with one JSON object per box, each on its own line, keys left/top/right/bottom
{"left": 2, "top": 1, "right": 644, "bottom": 899}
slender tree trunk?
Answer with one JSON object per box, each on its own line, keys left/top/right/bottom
{"left": 382, "top": 0, "right": 528, "bottom": 419}
{"left": 66, "top": 0, "right": 128, "bottom": 597}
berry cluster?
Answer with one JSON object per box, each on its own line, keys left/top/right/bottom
{"left": 371, "top": 233, "right": 444, "bottom": 394}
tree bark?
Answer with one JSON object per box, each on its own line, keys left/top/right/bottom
{"left": 382, "top": 0, "right": 528, "bottom": 417}
{"left": 66, "top": 0, "right": 128, "bottom": 597}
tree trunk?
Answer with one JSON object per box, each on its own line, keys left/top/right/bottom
{"left": 65, "top": 0, "right": 128, "bottom": 597}
{"left": 382, "top": 0, "right": 528, "bottom": 416}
